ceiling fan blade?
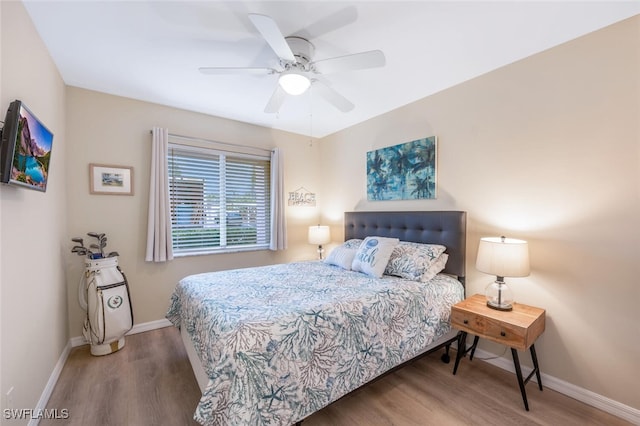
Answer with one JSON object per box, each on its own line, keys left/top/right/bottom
{"left": 313, "top": 50, "right": 386, "bottom": 74}
{"left": 199, "top": 67, "right": 276, "bottom": 75}
{"left": 264, "top": 85, "right": 287, "bottom": 113}
{"left": 312, "top": 80, "right": 354, "bottom": 113}
{"left": 248, "top": 13, "right": 295, "bottom": 63}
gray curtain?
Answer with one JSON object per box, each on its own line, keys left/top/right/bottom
{"left": 145, "top": 127, "right": 173, "bottom": 262}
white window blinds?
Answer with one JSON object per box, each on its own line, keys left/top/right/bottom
{"left": 168, "top": 143, "right": 271, "bottom": 255}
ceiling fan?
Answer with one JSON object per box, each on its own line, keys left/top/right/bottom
{"left": 199, "top": 13, "right": 386, "bottom": 114}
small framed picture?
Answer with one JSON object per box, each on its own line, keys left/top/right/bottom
{"left": 89, "top": 164, "right": 134, "bottom": 195}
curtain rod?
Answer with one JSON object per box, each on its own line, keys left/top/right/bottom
{"left": 149, "top": 130, "right": 273, "bottom": 155}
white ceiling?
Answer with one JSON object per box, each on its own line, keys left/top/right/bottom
{"left": 23, "top": 1, "right": 640, "bottom": 138}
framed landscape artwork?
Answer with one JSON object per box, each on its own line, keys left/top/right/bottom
{"left": 366, "top": 136, "right": 437, "bottom": 201}
{"left": 89, "top": 164, "right": 134, "bottom": 195}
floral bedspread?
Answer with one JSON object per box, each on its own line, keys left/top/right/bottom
{"left": 166, "top": 261, "right": 464, "bottom": 425}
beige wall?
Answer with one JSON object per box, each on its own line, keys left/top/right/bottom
{"left": 65, "top": 87, "right": 322, "bottom": 338}
{"left": 0, "top": 1, "right": 68, "bottom": 419}
{"left": 319, "top": 16, "right": 640, "bottom": 409}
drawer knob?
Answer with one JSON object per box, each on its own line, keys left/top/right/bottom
{"left": 500, "top": 331, "right": 506, "bottom": 337}
{"left": 463, "top": 319, "right": 469, "bottom": 324}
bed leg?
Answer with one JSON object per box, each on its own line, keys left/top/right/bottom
{"left": 441, "top": 343, "right": 451, "bottom": 364}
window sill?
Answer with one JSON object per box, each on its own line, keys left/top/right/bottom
{"left": 173, "top": 245, "right": 271, "bottom": 257}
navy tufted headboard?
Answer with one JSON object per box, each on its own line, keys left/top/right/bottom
{"left": 344, "top": 211, "right": 467, "bottom": 285}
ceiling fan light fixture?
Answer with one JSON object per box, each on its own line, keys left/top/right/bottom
{"left": 278, "top": 72, "right": 311, "bottom": 95}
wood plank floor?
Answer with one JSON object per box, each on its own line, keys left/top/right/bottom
{"left": 43, "top": 327, "right": 631, "bottom": 426}
{"left": 42, "top": 326, "right": 201, "bottom": 426}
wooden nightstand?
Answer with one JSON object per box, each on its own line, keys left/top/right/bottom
{"left": 450, "top": 294, "right": 545, "bottom": 410}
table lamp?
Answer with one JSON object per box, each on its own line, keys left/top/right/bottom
{"left": 308, "top": 225, "right": 331, "bottom": 260}
{"left": 476, "top": 236, "right": 530, "bottom": 311}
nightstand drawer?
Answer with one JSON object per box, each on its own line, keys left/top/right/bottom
{"left": 450, "top": 309, "right": 483, "bottom": 331}
{"left": 483, "top": 318, "right": 526, "bottom": 347}
{"left": 451, "top": 310, "right": 526, "bottom": 347}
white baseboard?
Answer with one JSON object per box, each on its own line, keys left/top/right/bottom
{"left": 28, "top": 341, "right": 71, "bottom": 426}
{"left": 128, "top": 318, "right": 173, "bottom": 335}
{"left": 471, "top": 347, "right": 640, "bottom": 424}
{"left": 69, "top": 318, "right": 173, "bottom": 348}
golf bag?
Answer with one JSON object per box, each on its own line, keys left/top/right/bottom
{"left": 78, "top": 256, "right": 133, "bottom": 356}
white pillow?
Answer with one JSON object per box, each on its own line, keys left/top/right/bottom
{"left": 324, "top": 246, "right": 358, "bottom": 270}
{"left": 420, "top": 253, "right": 449, "bottom": 282}
{"left": 351, "top": 236, "right": 399, "bottom": 278}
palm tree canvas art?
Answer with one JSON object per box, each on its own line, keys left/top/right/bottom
{"left": 366, "top": 137, "right": 437, "bottom": 200}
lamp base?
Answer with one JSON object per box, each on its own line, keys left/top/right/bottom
{"left": 485, "top": 278, "right": 514, "bottom": 312}
{"left": 486, "top": 301, "right": 513, "bottom": 311}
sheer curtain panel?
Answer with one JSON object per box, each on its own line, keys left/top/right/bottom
{"left": 145, "top": 127, "right": 174, "bottom": 262}
{"left": 270, "top": 147, "right": 287, "bottom": 250}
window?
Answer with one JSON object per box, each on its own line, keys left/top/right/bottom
{"left": 168, "top": 142, "right": 271, "bottom": 255}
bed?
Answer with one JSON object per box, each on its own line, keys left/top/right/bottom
{"left": 167, "top": 210, "right": 467, "bottom": 425}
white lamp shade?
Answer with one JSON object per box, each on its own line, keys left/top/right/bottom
{"left": 476, "top": 237, "right": 530, "bottom": 278}
{"left": 279, "top": 73, "right": 311, "bottom": 95}
{"left": 308, "top": 225, "right": 331, "bottom": 245}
